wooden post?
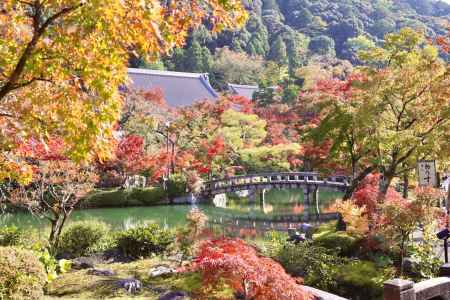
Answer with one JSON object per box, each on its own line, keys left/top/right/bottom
{"left": 447, "top": 179, "right": 450, "bottom": 227}
{"left": 259, "top": 189, "right": 266, "bottom": 210}
{"left": 313, "top": 185, "right": 320, "bottom": 218}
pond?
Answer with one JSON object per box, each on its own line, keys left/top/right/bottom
{"left": 0, "top": 188, "right": 343, "bottom": 232}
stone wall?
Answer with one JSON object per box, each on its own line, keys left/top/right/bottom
{"left": 384, "top": 264, "right": 450, "bottom": 300}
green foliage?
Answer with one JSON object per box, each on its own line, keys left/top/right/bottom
{"left": 244, "top": 14, "right": 270, "bottom": 57}
{"left": 260, "top": 230, "right": 289, "bottom": 257}
{"left": 85, "top": 187, "right": 168, "bottom": 208}
{"left": 372, "top": 18, "right": 396, "bottom": 38}
{"left": 165, "top": 41, "right": 212, "bottom": 73}
{"left": 263, "top": 231, "right": 346, "bottom": 292}
{"left": 116, "top": 223, "right": 175, "bottom": 258}
{"left": 335, "top": 261, "right": 393, "bottom": 300}
{"left": 58, "top": 221, "right": 112, "bottom": 257}
{"left": 0, "top": 226, "right": 22, "bottom": 246}
{"left": 34, "top": 247, "right": 71, "bottom": 283}
{"left": 313, "top": 230, "right": 360, "bottom": 257}
{"left": 166, "top": 175, "right": 187, "bottom": 200}
{"left": 220, "top": 109, "right": 267, "bottom": 151}
{"left": 408, "top": 226, "right": 441, "bottom": 279}
{"left": 184, "top": 41, "right": 213, "bottom": 73}
{"left": 343, "top": 35, "right": 376, "bottom": 63}
{"left": 309, "top": 35, "right": 335, "bottom": 56}
{"left": 160, "top": 0, "right": 450, "bottom": 71}
{"left": 269, "top": 35, "right": 288, "bottom": 64}
{"left": 239, "top": 143, "right": 301, "bottom": 172}
{"left": 0, "top": 247, "right": 46, "bottom": 300}
{"left": 210, "top": 47, "right": 264, "bottom": 90}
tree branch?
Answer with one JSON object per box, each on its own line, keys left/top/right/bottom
{"left": 12, "top": 77, "right": 54, "bottom": 89}
{"left": 0, "top": 2, "right": 84, "bottom": 100}
{"left": 0, "top": 111, "right": 13, "bottom": 118}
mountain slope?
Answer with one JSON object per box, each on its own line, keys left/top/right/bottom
{"left": 134, "top": 0, "right": 450, "bottom": 86}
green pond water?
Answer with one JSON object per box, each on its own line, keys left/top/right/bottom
{"left": 0, "top": 188, "right": 342, "bottom": 230}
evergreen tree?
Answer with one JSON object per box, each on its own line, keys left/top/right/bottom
{"left": 184, "top": 41, "right": 213, "bottom": 73}
{"left": 269, "top": 36, "right": 288, "bottom": 65}
{"left": 309, "top": 35, "right": 335, "bottom": 56}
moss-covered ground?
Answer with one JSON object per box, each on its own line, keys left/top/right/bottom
{"left": 44, "top": 257, "right": 201, "bottom": 299}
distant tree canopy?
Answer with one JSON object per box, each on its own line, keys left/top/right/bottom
{"left": 210, "top": 47, "right": 264, "bottom": 90}
{"left": 157, "top": 0, "right": 450, "bottom": 76}
{"left": 309, "top": 36, "right": 335, "bottom": 56}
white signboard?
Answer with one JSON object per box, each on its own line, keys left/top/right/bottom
{"left": 417, "top": 160, "right": 437, "bottom": 187}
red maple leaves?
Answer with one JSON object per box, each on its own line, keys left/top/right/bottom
{"left": 192, "top": 238, "right": 312, "bottom": 300}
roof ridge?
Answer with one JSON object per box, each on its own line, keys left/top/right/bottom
{"left": 228, "top": 83, "right": 259, "bottom": 89}
{"left": 128, "top": 68, "right": 207, "bottom": 79}
{"left": 200, "top": 74, "right": 219, "bottom": 98}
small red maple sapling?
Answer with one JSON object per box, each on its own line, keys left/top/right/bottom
{"left": 192, "top": 237, "right": 313, "bottom": 300}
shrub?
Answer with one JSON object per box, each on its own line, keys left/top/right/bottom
{"left": 330, "top": 199, "right": 369, "bottom": 236}
{"left": 313, "top": 230, "right": 361, "bottom": 257}
{"left": 34, "top": 247, "right": 71, "bottom": 283}
{"left": 408, "top": 226, "right": 441, "bottom": 280}
{"left": 58, "top": 221, "right": 111, "bottom": 257}
{"left": 0, "top": 226, "right": 22, "bottom": 246}
{"left": 260, "top": 230, "right": 289, "bottom": 257}
{"left": 274, "top": 241, "right": 345, "bottom": 291}
{"left": 315, "top": 221, "right": 338, "bottom": 234}
{"left": 128, "top": 187, "right": 167, "bottom": 205}
{"left": 167, "top": 174, "right": 187, "bottom": 200}
{"left": 116, "top": 223, "right": 174, "bottom": 258}
{"left": 335, "top": 261, "right": 393, "bottom": 300}
{"left": 192, "top": 238, "right": 312, "bottom": 300}
{"left": 0, "top": 247, "right": 46, "bottom": 300}
{"left": 84, "top": 187, "right": 167, "bottom": 208}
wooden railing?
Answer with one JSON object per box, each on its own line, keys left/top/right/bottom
{"left": 202, "top": 172, "right": 349, "bottom": 195}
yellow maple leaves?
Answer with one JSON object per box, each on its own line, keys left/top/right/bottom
{"left": 0, "top": 0, "right": 247, "bottom": 183}
{"left": 332, "top": 199, "right": 369, "bottom": 237}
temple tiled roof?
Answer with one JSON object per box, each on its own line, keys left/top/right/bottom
{"left": 127, "top": 68, "right": 219, "bottom": 107}
{"left": 227, "top": 83, "right": 259, "bottom": 100}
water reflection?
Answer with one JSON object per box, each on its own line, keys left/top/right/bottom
{"left": 1, "top": 188, "right": 342, "bottom": 231}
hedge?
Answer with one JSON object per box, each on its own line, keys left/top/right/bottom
{"left": 83, "top": 187, "right": 170, "bottom": 208}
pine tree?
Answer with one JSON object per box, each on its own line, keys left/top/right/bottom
{"left": 185, "top": 41, "right": 213, "bottom": 73}
{"left": 269, "top": 36, "right": 288, "bottom": 65}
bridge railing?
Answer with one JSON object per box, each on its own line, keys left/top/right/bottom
{"left": 202, "top": 172, "right": 349, "bottom": 193}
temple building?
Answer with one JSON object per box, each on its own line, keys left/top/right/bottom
{"left": 127, "top": 68, "right": 219, "bottom": 107}
{"left": 227, "top": 83, "right": 259, "bottom": 100}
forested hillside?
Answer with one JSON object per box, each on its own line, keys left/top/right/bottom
{"left": 132, "top": 0, "right": 450, "bottom": 89}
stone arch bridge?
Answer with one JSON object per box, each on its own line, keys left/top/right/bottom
{"left": 200, "top": 172, "right": 349, "bottom": 217}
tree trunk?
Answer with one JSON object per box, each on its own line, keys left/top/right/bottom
{"left": 379, "top": 169, "right": 395, "bottom": 198}
{"left": 399, "top": 235, "right": 406, "bottom": 276}
{"left": 48, "top": 211, "right": 70, "bottom": 252}
{"left": 402, "top": 172, "right": 409, "bottom": 199}
{"left": 343, "top": 166, "right": 376, "bottom": 200}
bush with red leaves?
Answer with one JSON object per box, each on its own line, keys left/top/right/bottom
{"left": 192, "top": 238, "right": 312, "bottom": 300}
{"left": 352, "top": 173, "right": 403, "bottom": 218}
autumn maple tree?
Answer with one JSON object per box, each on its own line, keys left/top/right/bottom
{"left": 1, "top": 138, "right": 97, "bottom": 250}
{"left": 96, "top": 134, "right": 154, "bottom": 187}
{"left": 0, "top": 0, "right": 247, "bottom": 183}
{"left": 192, "top": 237, "right": 312, "bottom": 300}
{"left": 309, "top": 28, "right": 450, "bottom": 198}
